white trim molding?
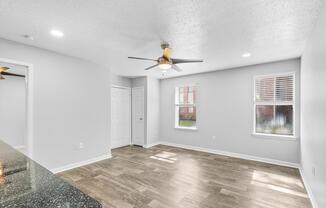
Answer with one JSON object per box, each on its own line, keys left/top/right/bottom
{"left": 0, "top": 57, "right": 34, "bottom": 159}
{"left": 175, "top": 85, "right": 197, "bottom": 130}
{"left": 51, "top": 153, "right": 112, "bottom": 174}
{"left": 14, "top": 145, "right": 26, "bottom": 151}
{"left": 253, "top": 72, "right": 297, "bottom": 138}
{"left": 299, "top": 167, "right": 319, "bottom": 208}
{"left": 144, "top": 142, "right": 161, "bottom": 148}
{"left": 155, "top": 141, "right": 300, "bottom": 168}
{"left": 252, "top": 133, "right": 299, "bottom": 141}
{"left": 175, "top": 126, "right": 198, "bottom": 131}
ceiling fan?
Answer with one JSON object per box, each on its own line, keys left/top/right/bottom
{"left": 128, "top": 43, "right": 203, "bottom": 72}
{"left": 0, "top": 66, "right": 26, "bottom": 80}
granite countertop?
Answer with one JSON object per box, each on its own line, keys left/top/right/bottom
{"left": 0, "top": 140, "right": 102, "bottom": 208}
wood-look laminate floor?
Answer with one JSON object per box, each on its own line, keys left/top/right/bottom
{"left": 58, "top": 145, "right": 312, "bottom": 208}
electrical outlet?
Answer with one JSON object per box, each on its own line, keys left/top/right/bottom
{"left": 312, "top": 167, "right": 316, "bottom": 176}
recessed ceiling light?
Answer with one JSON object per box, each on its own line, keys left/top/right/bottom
{"left": 242, "top": 53, "right": 251, "bottom": 58}
{"left": 50, "top": 29, "right": 64, "bottom": 38}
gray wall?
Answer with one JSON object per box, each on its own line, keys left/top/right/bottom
{"left": 160, "top": 59, "right": 300, "bottom": 163}
{"left": 0, "top": 38, "right": 111, "bottom": 170}
{"left": 301, "top": 3, "right": 326, "bottom": 207}
{"left": 0, "top": 63, "right": 26, "bottom": 148}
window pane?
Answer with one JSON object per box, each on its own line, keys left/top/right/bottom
{"left": 256, "top": 105, "right": 293, "bottom": 135}
{"left": 274, "top": 105, "right": 293, "bottom": 135}
{"left": 255, "top": 77, "right": 274, "bottom": 102}
{"left": 188, "top": 91, "right": 194, "bottom": 104}
{"left": 179, "top": 87, "right": 184, "bottom": 104}
{"left": 179, "top": 106, "right": 196, "bottom": 127}
{"left": 178, "top": 86, "right": 196, "bottom": 105}
{"left": 256, "top": 105, "right": 274, "bottom": 134}
{"left": 276, "top": 75, "right": 294, "bottom": 102}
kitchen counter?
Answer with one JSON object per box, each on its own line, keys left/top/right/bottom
{"left": 0, "top": 140, "right": 101, "bottom": 208}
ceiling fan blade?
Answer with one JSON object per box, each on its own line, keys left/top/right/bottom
{"left": 1, "top": 72, "right": 25, "bottom": 78}
{"left": 163, "top": 48, "right": 172, "bottom": 60}
{"left": 0, "top": 66, "right": 9, "bottom": 73}
{"left": 144, "top": 64, "right": 159, "bottom": 70}
{"left": 172, "top": 64, "right": 182, "bottom": 72}
{"left": 172, "top": 58, "right": 203, "bottom": 64}
{"left": 128, "top": 56, "right": 157, "bottom": 62}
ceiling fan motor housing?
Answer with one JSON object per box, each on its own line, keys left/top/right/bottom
{"left": 161, "top": 42, "right": 170, "bottom": 50}
{"left": 158, "top": 57, "right": 171, "bottom": 65}
{"left": 128, "top": 43, "right": 203, "bottom": 72}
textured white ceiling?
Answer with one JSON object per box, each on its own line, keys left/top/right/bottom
{"left": 0, "top": 0, "right": 323, "bottom": 78}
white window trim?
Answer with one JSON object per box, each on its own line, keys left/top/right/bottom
{"left": 175, "top": 85, "right": 197, "bottom": 130}
{"left": 253, "top": 72, "right": 297, "bottom": 139}
{"left": 252, "top": 132, "right": 298, "bottom": 140}
{"left": 175, "top": 126, "right": 198, "bottom": 131}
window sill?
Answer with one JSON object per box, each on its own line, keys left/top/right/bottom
{"left": 175, "top": 126, "right": 198, "bottom": 131}
{"left": 252, "top": 133, "right": 299, "bottom": 141}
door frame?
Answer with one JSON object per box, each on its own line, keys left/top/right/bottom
{"left": 0, "top": 58, "right": 34, "bottom": 158}
{"left": 131, "top": 86, "right": 145, "bottom": 146}
{"left": 110, "top": 85, "right": 132, "bottom": 149}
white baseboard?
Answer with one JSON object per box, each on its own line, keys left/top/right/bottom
{"left": 144, "top": 141, "right": 161, "bottom": 148}
{"left": 299, "top": 167, "right": 319, "bottom": 208}
{"left": 14, "top": 145, "right": 25, "bottom": 150}
{"left": 51, "top": 153, "right": 112, "bottom": 174}
{"left": 14, "top": 145, "right": 26, "bottom": 154}
{"left": 157, "top": 141, "right": 300, "bottom": 168}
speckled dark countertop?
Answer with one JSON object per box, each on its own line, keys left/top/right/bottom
{"left": 0, "top": 140, "right": 101, "bottom": 208}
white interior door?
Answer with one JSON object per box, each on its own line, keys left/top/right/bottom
{"left": 132, "top": 87, "right": 145, "bottom": 146}
{"left": 111, "top": 87, "right": 131, "bottom": 149}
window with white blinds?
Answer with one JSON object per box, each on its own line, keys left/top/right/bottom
{"left": 175, "top": 86, "right": 197, "bottom": 129}
{"left": 254, "top": 73, "right": 295, "bottom": 136}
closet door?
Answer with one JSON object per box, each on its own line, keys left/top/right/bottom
{"left": 111, "top": 87, "right": 131, "bottom": 149}
{"left": 132, "top": 87, "right": 145, "bottom": 146}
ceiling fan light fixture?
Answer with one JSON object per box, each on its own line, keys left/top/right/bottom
{"left": 158, "top": 63, "right": 172, "bottom": 70}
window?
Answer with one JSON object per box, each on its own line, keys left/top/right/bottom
{"left": 254, "top": 73, "right": 295, "bottom": 136}
{"left": 175, "top": 86, "right": 197, "bottom": 129}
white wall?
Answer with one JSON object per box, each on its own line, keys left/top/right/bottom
{"left": 0, "top": 38, "right": 111, "bottom": 170}
{"left": 301, "top": 3, "right": 326, "bottom": 207}
{"left": 131, "top": 76, "right": 147, "bottom": 88}
{"left": 0, "top": 64, "right": 26, "bottom": 148}
{"left": 146, "top": 77, "right": 160, "bottom": 145}
{"left": 111, "top": 74, "right": 131, "bottom": 87}
{"left": 160, "top": 59, "right": 300, "bottom": 164}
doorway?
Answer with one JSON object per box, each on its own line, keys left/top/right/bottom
{"left": 132, "top": 87, "right": 145, "bottom": 146}
{"left": 111, "top": 86, "right": 131, "bottom": 149}
{"left": 0, "top": 58, "right": 33, "bottom": 157}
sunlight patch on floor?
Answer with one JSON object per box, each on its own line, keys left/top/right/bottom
{"left": 251, "top": 170, "right": 307, "bottom": 198}
{"left": 149, "top": 151, "right": 178, "bottom": 163}
{"left": 252, "top": 170, "right": 304, "bottom": 188}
